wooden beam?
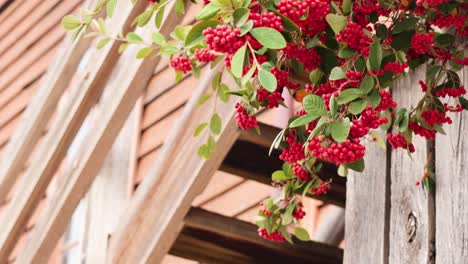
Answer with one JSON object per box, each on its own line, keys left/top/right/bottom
{"left": 388, "top": 66, "right": 435, "bottom": 263}
{"left": 312, "top": 205, "right": 345, "bottom": 245}
{"left": 0, "top": 1, "right": 148, "bottom": 260}
{"left": 106, "top": 69, "right": 241, "bottom": 263}
{"left": 435, "top": 65, "right": 467, "bottom": 262}
{"left": 14, "top": 3, "right": 184, "bottom": 262}
{"left": 170, "top": 207, "right": 343, "bottom": 264}
{"left": 220, "top": 136, "right": 346, "bottom": 207}
{"left": 0, "top": 0, "right": 97, "bottom": 204}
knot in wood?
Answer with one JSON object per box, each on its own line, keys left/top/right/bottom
{"left": 406, "top": 212, "right": 417, "bottom": 243}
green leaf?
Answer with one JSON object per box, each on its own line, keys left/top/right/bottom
{"left": 152, "top": 32, "right": 167, "bottom": 45}
{"left": 330, "top": 95, "right": 338, "bottom": 116}
{"left": 196, "top": 93, "right": 212, "bottom": 106}
{"left": 294, "top": 227, "right": 310, "bottom": 241}
{"left": 107, "top": 0, "right": 117, "bottom": 17}
{"left": 359, "top": 76, "right": 375, "bottom": 94}
{"left": 96, "top": 38, "right": 111, "bottom": 49}
{"left": 370, "top": 130, "right": 386, "bottom": 150}
{"left": 136, "top": 9, "right": 153, "bottom": 27}
{"left": 207, "top": 136, "right": 216, "bottom": 153}
{"left": 185, "top": 20, "right": 222, "bottom": 47}
{"left": 347, "top": 158, "right": 365, "bottom": 172}
{"left": 338, "top": 164, "right": 348, "bottom": 177}
{"left": 289, "top": 114, "right": 317, "bottom": 128}
{"left": 196, "top": 3, "right": 220, "bottom": 20}
{"left": 194, "top": 122, "right": 208, "bottom": 137}
{"left": 459, "top": 97, "right": 468, "bottom": 110}
{"left": 231, "top": 45, "right": 247, "bottom": 78}
{"left": 349, "top": 99, "right": 368, "bottom": 115}
{"left": 368, "top": 89, "right": 382, "bottom": 108}
{"left": 330, "top": 118, "right": 351, "bottom": 143}
{"left": 329, "top": 67, "right": 346, "bottom": 80}
{"left": 171, "top": 25, "right": 192, "bottom": 41}
{"left": 309, "top": 69, "right": 323, "bottom": 85}
{"left": 154, "top": 6, "right": 165, "bottom": 29}
{"left": 250, "top": 27, "right": 286, "bottom": 49}
{"left": 368, "top": 39, "right": 382, "bottom": 70}
{"left": 118, "top": 43, "right": 128, "bottom": 54}
{"left": 126, "top": 33, "right": 143, "bottom": 43}
{"left": 435, "top": 33, "right": 455, "bottom": 47}
{"left": 274, "top": 11, "right": 300, "bottom": 32}
{"left": 342, "top": 0, "right": 352, "bottom": 15}
{"left": 175, "top": 0, "right": 185, "bottom": 16}
{"left": 392, "top": 17, "right": 419, "bottom": 34}
{"left": 272, "top": 170, "right": 292, "bottom": 181}
{"left": 242, "top": 64, "right": 256, "bottom": 84}
{"left": 337, "top": 89, "right": 364, "bottom": 104}
{"left": 258, "top": 69, "right": 277, "bottom": 92}
{"left": 239, "top": 20, "right": 254, "bottom": 36}
{"left": 136, "top": 47, "right": 153, "bottom": 59}
{"left": 233, "top": 8, "right": 250, "bottom": 27}
{"left": 218, "top": 83, "right": 230, "bottom": 102}
{"left": 303, "top": 95, "right": 327, "bottom": 116}
{"left": 338, "top": 47, "right": 355, "bottom": 59}
{"left": 62, "top": 15, "right": 81, "bottom": 30}
{"left": 197, "top": 144, "right": 210, "bottom": 159}
{"left": 325, "top": 14, "right": 347, "bottom": 34}
{"left": 282, "top": 204, "right": 296, "bottom": 225}
{"left": 210, "top": 113, "right": 222, "bottom": 134}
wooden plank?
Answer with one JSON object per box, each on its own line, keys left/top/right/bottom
{"left": 388, "top": 66, "right": 435, "bottom": 263}
{"left": 313, "top": 205, "right": 345, "bottom": 246}
{"left": 106, "top": 67, "right": 240, "bottom": 263}
{"left": 0, "top": 0, "right": 96, "bottom": 204}
{"left": 14, "top": 3, "right": 184, "bottom": 262}
{"left": 344, "top": 134, "right": 390, "bottom": 263}
{"left": 171, "top": 207, "right": 343, "bottom": 264}
{"left": 0, "top": 1, "right": 148, "bottom": 259}
{"left": 83, "top": 107, "right": 138, "bottom": 263}
{"left": 0, "top": 0, "right": 25, "bottom": 26}
{"left": 435, "top": 65, "right": 468, "bottom": 263}
{"left": 0, "top": 82, "right": 38, "bottom": 129}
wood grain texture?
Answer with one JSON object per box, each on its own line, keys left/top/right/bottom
{"left": 0, "top": 1, "right": 147, "bottom": 259}
{"left": 14, "top": 3, "right": 181, "bottom": 261}
{"left": 0, "top": 0, "right": 95, "bottom": 205}
{"left": 106, "top": 66, "right": 240, "bottom": 264}
{"left": 435, "top": 65, "right": 468, "bottom": 263}
{"left": 344, "top": 132, "right": 389, "bottom": 264}
{"left": 389, "top": 66, "right": 435, "bottom": 264}
{"left": 313, "top": 205, "right": 345, "bottom": 246}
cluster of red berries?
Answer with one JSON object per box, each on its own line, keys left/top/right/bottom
{"left": 271, "top": 68, "right": 299, "bottom": 90}
{"left": 416, "top": 0, "right": 450, "bottom": 7}
{"left": 421, "top": 109, "right": 452, "bottom": 127}
{"left": 283, "top": 44, "right": 321, "bottom": 71}
{"left": 312, "top": 182, "right": 330, "bottom": 195}
{"left": 375, "top": 91, "right": 397, "bottom": 111}
{"left": 203, "top": 25, "right": 245, "bottom": 54}
{"left": 435, "top": 86, "right": 466, "bottom": 98}
{"left": 194, "top": 48, "right": 217, "bottom": 63}
{"left": 350, "top": 107, "right": 388, "bottom": 138}
{"left": 249, "top": 12, "right": 284, "bottom": 32}
{"left": 170, "top": 56, "right": 192, "bottom": 73}
{"left": 387, "top": 133, "right": 415, "bottom": 152}
{"left": 235, "top": 103, "right": 258, "bottom": 130}
{"left": 410, "top": 33, "right": 434, "bottom": 55}
{"left": 308, "top": 136, "right": 366, "bottom": 165}
{"left": 292, "top": 163, "right": 311, "bottom": 181}
{"left": 292, "top": 206, "right": 306, "bottom": 219}
{"left": 257, "top": 228, "right": 285, "bottom": 242}
{"left": 277, "top": 0, "right": 308, "bottom": 21}
{"left": 384, "top": 62, "right": 408, "bottom": 74}
{"left": 336, "top": 22, "right": 372, "bottom": 56}
{"left": 444, "top": 103, "right": 464, "bottom": 113}
{"left": 409, "top": 121, "right": 437, "bottom": 140}
{"left": 257, "top": 89, "right": 283, "bottom": 109}
{"left": 279, "top": 136, "right": 305, "bottom": 163}
{"left": 261, "top": 208, "right": 272, "bottom": 217}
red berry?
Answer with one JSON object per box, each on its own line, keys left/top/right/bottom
{"left": 170, "top": 56, "right": 192, "bottom": 73}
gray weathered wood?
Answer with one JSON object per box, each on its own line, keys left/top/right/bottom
{"left": 435, "top": 65, "right": 468, "bottom": 263}
{"left": 344, "top": 133, "right": 389, "bottom": 264}
{"left": 389, "top": 66, "right": 435, "bottom": 263}
{"left": 314, "top": 205, "right": 345, "bottom": 246}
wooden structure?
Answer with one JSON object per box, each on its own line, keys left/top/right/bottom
{"left": 0, "top": 0, "right": 466, "bottom": 263}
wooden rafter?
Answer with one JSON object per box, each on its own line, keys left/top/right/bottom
{"left": 13, "top": 3, "right": 186, "bottom": 262}
{"left": 171, "top": 207, "right": 344, "bottom": 264}
{"left": 106, "top": 69, "right": 241, "bottom": 263}
{"left": 0, "top": 0, "right": 97, "bottom": 204}
{"left": 0, "top": 1, "right": 148, "bottom": 259}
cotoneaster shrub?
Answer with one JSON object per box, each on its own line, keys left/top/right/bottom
{"left": 63, "top": 0, "right": 467, "bottom": 243}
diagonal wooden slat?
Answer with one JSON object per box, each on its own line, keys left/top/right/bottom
{"left": 14, "top": 3, "right": 187, "bottom": 262}
{"left": 106, "top": 68, "right": 240, "bottom": 263}
{"left": 0, "top": 1, "right": 148, "bottom": 259}
{"left": 0, "top": 0, "right": 97, "bottom": 205}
